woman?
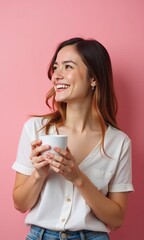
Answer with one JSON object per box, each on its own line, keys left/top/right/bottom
{"left": 12, "top": 37, "right": 134, "bottom": 240}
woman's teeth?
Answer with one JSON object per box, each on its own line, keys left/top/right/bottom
{"left": 56, "top": 84, "right": 70, "bottom": 89}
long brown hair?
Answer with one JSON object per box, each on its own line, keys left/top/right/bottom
{"left": 40, "top": 37, "right": 118, "bottom": 153}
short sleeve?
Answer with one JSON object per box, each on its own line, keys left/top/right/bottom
{"left": 109, "top": 139, "right": 134, "bottom": 192}
{"left": 12, "top": 122, "right": 35, "bottom": 175}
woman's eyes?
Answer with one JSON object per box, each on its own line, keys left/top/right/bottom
{"left": 52, "top": 65, "right": 58, "bottom": 71}
{"left": 65, "top": 64, "right": 73, "bottom": 69}
{"left": 52, "top": 64, "right": 73, "bottom": 72}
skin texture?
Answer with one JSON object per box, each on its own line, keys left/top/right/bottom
{"left": 13, "top": 45, "right": 128, "bottom": 230}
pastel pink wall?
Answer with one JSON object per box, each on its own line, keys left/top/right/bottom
{"left": 0, "top": 0, "right": 143, "bottom": 239}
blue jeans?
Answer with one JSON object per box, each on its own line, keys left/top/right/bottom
{"left": 26, "top": 225, "right": 110, "bottom": 240}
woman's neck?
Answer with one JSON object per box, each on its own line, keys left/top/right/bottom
{"left": 64, "top": 102, "right": 100, "bottom": 133}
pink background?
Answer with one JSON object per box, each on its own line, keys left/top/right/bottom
{"left": 0, "top": 0, "right": 143, "bottom": 239}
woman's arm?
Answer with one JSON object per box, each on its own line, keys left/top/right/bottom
{"left": 13, "top": 170, "right": 47, "bottom": 213}
{"left": 73, "top": 171, "right": 128, "bottom": 230}
{"left": 12, "top": 140, "right": 50, "bottom": 213}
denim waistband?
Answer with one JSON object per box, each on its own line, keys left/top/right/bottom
{"left": 31, "top": 225, "right": 90, "bottom": 235}
{"left": 27, "top": 225, "right": 109, "bottom": 240}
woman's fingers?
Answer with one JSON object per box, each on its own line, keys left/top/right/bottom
{"left": 32, "top": 156, "right": 49, "bottom": 169}
{"left": 31, "top": 139, "right": 42, "bottom": 150}
{"left": 46, "top": 149, "right": 75, "bottom": 173}
{"left": 30, "top": 141, "right": 51, "bottom": 159}
{"left": 53, "top": 147, "right": 72, "bottom": 160}
{"left": 29, "top": 140, "right": 51, "bottom": 177}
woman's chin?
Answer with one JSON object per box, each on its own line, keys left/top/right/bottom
{"left": 55, "top": 96, "right": 67, "bottom": 102}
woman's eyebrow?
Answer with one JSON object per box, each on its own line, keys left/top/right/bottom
{"left": 54, "top": 60, "right": 77, "bottom": 65}
{"left": 63, "top": 60, "right": 77, "bottom": 65}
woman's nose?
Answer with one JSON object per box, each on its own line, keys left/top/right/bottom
{"left": 53, "top": 68, "right": 64, "bottom": 80}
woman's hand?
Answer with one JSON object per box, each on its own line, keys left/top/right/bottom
{"left": 30, "top": 139, "right": 51, "bottom": 179}
{"left": 46, "top": 147, "right": 81, "bottom": 183}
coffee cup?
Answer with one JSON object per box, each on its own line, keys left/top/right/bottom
{"left": 39, "top": 135, "right": 68, "bottom": 155}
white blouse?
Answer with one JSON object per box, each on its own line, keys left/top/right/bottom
{"left": 12, "top": 117, "right": 134, "bottom": 233}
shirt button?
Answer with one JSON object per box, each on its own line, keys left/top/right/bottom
{"left": 67, "top": 198, "right": 71, "bottom": 202}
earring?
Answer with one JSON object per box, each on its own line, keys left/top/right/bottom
{"left": 91, "top": 82, "right": 96, "bottom": 90}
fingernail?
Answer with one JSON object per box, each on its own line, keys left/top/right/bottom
{"left": 46, "top": 153, "right": 53, "bottom": 157}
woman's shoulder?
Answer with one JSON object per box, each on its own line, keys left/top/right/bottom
{"left": 23, "top": 116, "right": 49, "bottom": 132}
{"left": 24, "top": 116, "right": 44, "bottom": 127}
{"left": 23, "top": 116, "right": 56, "bottom": 136}
{"left": 107, "top": 125, "right": 131, "bottom": 143}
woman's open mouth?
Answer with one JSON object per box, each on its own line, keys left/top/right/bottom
{"left": 56, "top": 84, "right": 70, "bottom": 90}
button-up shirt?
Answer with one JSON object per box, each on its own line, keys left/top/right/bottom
{"left": 12, "top": 117, "right": 134, "bottom": 232}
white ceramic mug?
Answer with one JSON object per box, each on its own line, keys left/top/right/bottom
{"left": 39, "top": 135, "right": 68, "bottom": 155}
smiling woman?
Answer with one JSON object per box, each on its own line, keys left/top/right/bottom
{"left": 51, "top": 45, "right": 92, "bottom": 103}
{"left": 12, "top": 37, "right": 134, "bottom": 240}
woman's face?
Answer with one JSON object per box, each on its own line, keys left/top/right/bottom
{"left": 51, "top": 45, "right": 93, "bottom": 103}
